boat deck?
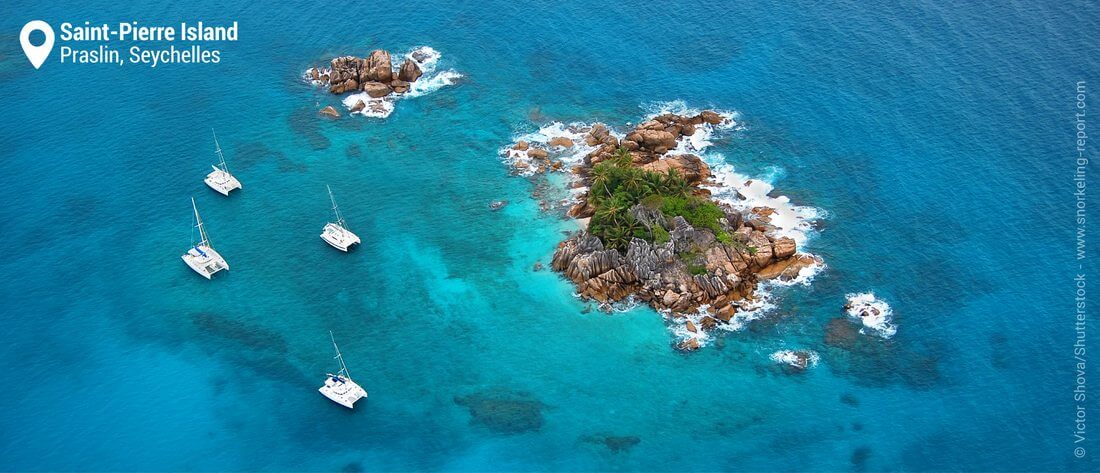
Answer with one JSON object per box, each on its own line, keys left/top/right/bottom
{"left": 319, "top": 375, "right": 367, "bottom": 408}
{"left": 205, "top": 168, "right": 242, "bottom": 196}
{"left": 321, "top": 223, "right": 361, "bottom": 251}
{"left": 182, "top": 245, "right": 229, "bottom": 279}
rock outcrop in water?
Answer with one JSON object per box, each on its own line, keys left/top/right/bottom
{"left": 305, "top": 46, "right": 460, "bottom": 119}
{"left": 306, "top": 49, "right": 425, "bottom": 99}
{"left": 318, "top": 105, "right": 340, "bottom": 118}
{"left": 507, "top": 111, "right": 822, "bottom": 349}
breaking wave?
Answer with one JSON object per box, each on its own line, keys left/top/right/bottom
{"left": 770, "top": 349, "right": 821, "bottom": 368}
{"left": 845, "top": 292, "right": 897, "bottom": 338}
{"left": 501, "top": 121, "right": 617, "bottom": 178}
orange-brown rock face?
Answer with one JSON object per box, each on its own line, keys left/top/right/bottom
{"left": 552, "top": 217, "right": 814, "bottom": 320}
{"left": 308, "top": 49, "right": 423, "bottom": 99}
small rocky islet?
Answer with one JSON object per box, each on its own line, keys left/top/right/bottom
{"left": 307, "top": 49, "right": 424, "bottom": 97}
{"left": 305, "top": 47, "right": 456, "bottom": 118}
{"left": 504, "top": 110, "right": 823, "bottom": 350}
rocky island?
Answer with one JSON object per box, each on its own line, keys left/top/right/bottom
{"left": 304, "top": 46, "right": 460, "bottom": 118}
{"left": 505, "top": 110, "right": 822, "bottom": 350}
{"left": 307, "top": 49, "right": 424, "bottom": 97}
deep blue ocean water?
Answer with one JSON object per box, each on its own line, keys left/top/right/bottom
{"left": 1, "top": 0, "right": 1097, "bottom": 471}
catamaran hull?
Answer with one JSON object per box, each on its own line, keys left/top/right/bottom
{"left": 205, "top": 167, "right": 242, "bottom": 196}
{"left": 321, "top": 236, "right": 353, "bottom": 252}
{"left": 320, "top": 223, "right": 361, "bottom": 252}
{"left": 181, "top": 245, "right": 229, "bottom": 279}
{"left": 319, "top": 376, "right": 367, "bottom": 408}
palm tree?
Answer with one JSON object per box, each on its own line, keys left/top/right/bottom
{"left": 604, "top": 225, "right": 632, "bottom": 250}
{"left": 596, "top": 193, "right": 630, "bottom": 222}
{"left": 590, "top": 163, "right": 623, "bottom": 201}
{"left": 662, "top": 169, "right": 689, "bottom": 197}
{"left": 590, "top": 176, "right": 611, "bottom": 203}
{"left": 590, "top": 162, "right": 613, "bottom": 184}
{"left": 621, "top": 170, "right": 651, "bottom": 199}
{"left": 613, "top": 146, "right": 633, "bottom": 166}
{"left": 593, "top": 205, "right": 618, "bottom": 224}
{"left": 622, "top": 217, "right": 644, "bottom": 239}
{"left": 642, "top": 170, "right": 664, "bottom": 190}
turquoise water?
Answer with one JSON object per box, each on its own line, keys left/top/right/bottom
{"left": 0, "top": 0, "right": 1097, "bottom": 470}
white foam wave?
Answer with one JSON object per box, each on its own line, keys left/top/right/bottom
{"left": 571, "top": 293, "right": 640, "bottom": 315}
{"left": 403, "top": 46, "right": 462, "bottom": 97}
{"left": 659, "top": 108, "right": 740, "bottom": 157}
{"left": 769, "top": 261, "right": 826, "bottom": 287}
{"left": 845, "top": 292, "right": 897, "bottom": 338}
{"left": 303, "top": 71, "right": 325, "bottom": 87}
{"left": 703, "top": 159, "right": 823, "bottom": 248}
{"left": 769, "top": 349, "right": 820, "bottom": 369}
{"left": 666, "top": 305, "right": 714, "bottom": 348}
{"left": 501, "top": 121, "right": 614, "bottom": 178}
{"left": 341, "top": 94, "right": 395, "bottom": 118}
{"left": 407, "top": 45, "right": 441, "bottom": 69}
{"left": 653, "top": 106, "right": 827, "bottom": 341}
{"left": 406, "top": 70, "right": 462, "bottom": 98}
{"left": 670, "top": 111, "right": 824, "bottom": 276}
{"left": 704, "top": 261, "right": 824, "bottom": 335}
{"left": 668, "top": 292, "right": 791, "bottom": 346}
{"left": 714, "top": 287, "right": 777, "bottom": 332}
{"left": 601, "top": 295, "right": 640, "bottom": 313}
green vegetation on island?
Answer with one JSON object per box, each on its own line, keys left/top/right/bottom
{"left": 587, "top": 147, "right": 730, "bottom": 251}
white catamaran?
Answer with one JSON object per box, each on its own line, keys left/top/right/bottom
{"left": 320, "top": 185, "right": 361, "bottom": 251}
{"left": 181, "top": 197, "right": 229, "bottom": 279}
{"left": 319, "top": 331, "right": 368, "bottom": 408}
{"left": 204, "top": 130, "right": 242, "bottom": 196}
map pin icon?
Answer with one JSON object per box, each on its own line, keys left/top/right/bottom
{"left": 20, "top": 20, "right": 55, "bottom": 69}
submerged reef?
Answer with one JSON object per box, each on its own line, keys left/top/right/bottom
{"left": 454, "top": 389, "right": 546, "bottom": 435}
{"left": 580, "top": 433, "right": 641, "bottom": 453}
{"left": 504, "top": 109, "right": 823, "bottom": 350}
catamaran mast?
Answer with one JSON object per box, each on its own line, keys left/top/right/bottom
{"left": 330, "top": 330, "right": 351, "bottom": 379}
{"left": 212, "top": 129, "right": 229, "bottom": 173}
{"left": 192, "top": 197, "right": 210, "bottom": 248}
{"left": 327, "top": 185, "right": 346, "bottom": 229}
